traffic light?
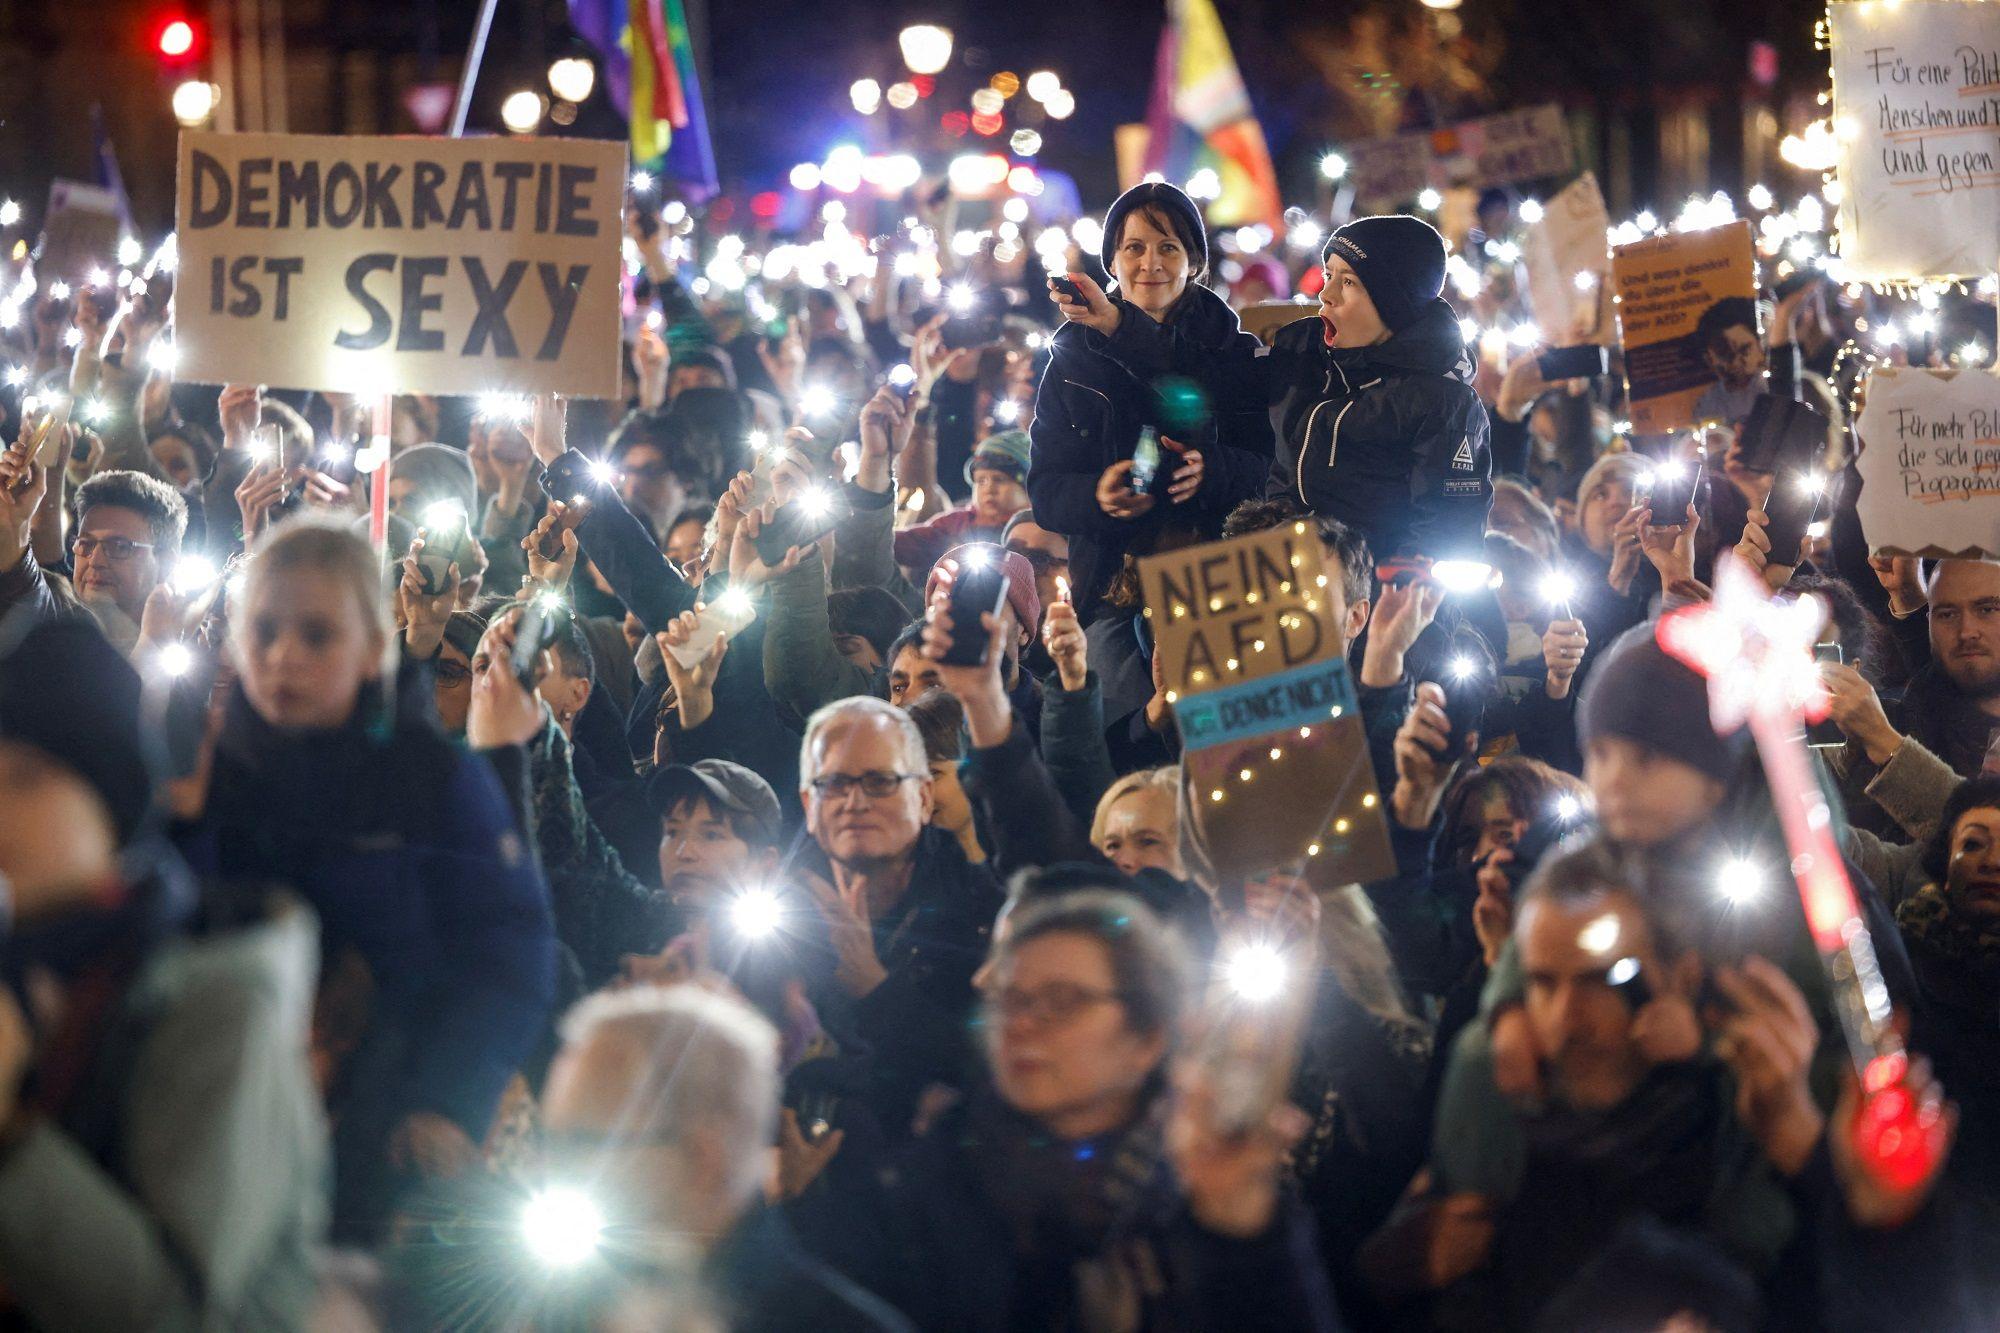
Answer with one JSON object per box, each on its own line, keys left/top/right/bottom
{"left": 153, "top": 14, "right": 203, "bottom": 66}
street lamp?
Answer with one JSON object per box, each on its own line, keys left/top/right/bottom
{"left": 500, "top": 90, "right": 544, "bottom": 135}
{"left": 172, "top": 80, "right": 219, "bottom": 126}
{"left": 898, "top": 24, "right": 953, "bottom": 75}
{"left": 547, "top": 57, "right": 595, "bottom": 105}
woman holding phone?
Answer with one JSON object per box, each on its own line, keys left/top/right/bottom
{"left": 1030, "top": 182, "right": 1273, "bottom": 624}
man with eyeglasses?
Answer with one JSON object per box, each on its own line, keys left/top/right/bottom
{"left": 68, "top": 471, "right": 187, "bottom": 652}
{"left": 798, "top": 695, "right": 1003, "bottom": 1133}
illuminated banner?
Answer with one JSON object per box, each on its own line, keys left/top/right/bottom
{"left": 1140, "top": 523, "right": 1393, "bottom": 886}
{"left": 174, "top": 130, "right": 623, "bottom": 398}
{"left": 1855, "top": 365, "right": 2000, "bottom": 559}
{"left": 1830, "top": 0, "right": 2000, "bottom": 283}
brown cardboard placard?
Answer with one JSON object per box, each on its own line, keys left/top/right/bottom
{"left": 173, "top": 130, "right": 623, "bottom": 398}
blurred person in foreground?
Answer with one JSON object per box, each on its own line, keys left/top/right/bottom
{"left": 172, "top": 518, "right": 556, "bottom": 1241}
{"left": 0, "top": 616, "right": 324, "bottom": 1327}
{"left": 799, "top": 891, "right": 1342, "bottom": 1330}
{"left": 531, "top": 985, "right": 910, "bottom": 1331}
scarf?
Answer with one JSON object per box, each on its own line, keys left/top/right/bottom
{"left": 1896, "top": 879, "right": 2000, "bottom": 963}
{"left": 962, "top": 1088, "right": 1185, "bottom": 1333}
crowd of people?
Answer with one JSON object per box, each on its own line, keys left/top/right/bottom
{"left": 0, "top": 159, "right": 1993, "bottom": 1332}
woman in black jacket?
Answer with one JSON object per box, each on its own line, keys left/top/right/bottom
{"left": 1054, "top": 213, "right": 1491, "bottom": 571}
{"left": 1029, "top": 182, "right": 1273, "bottom": 624}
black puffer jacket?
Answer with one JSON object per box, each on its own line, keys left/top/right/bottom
{"left": 1267, "top": 297, "right": 1491, "bottom": 560}
{"left": 1028, "top": 284, "right": 1274, "bottom": 624}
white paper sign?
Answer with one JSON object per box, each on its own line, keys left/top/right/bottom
{"left": 1855, "top": 365, "right": 2000, "bottom": 558}
{"left": 1830, "top": 0, "right": 2000, "bottom": 282}
{"left": 1523, "top": 173, "right": 1613, "bottom": 343}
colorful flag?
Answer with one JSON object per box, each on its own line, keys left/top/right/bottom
{"left": 567, "top": 0, "right": 718, "bottom": 197}
{"left": 1141, "top": 0, "right": 1281, "bottom": 231}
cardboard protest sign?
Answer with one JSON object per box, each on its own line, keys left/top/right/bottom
{"left": 174, "top": 131, "right": 623, "bottom": 398}
{"left": 1348, "top": 104, "right": 1574, "bottom": 209}
{"left": 38, "top": 180, "right": 124, "bottom": 287}
{"left": 1610, "top": 221, "right": 1757, "bottom": 433}
{"left": 1140, "top": 523, "right": 1394, "bottom": 887}
{"left": 1829, "top": 0, "right": 2000, "bottom": 283}
{"left": 1854, "top": 366, "right": 2000, "bottom": 558}
{"left": 1523, "top": 172, "right": 1614, "bottom": 344}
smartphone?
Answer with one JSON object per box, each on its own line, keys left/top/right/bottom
{"left": 754, "top": 492, "right": 848, "bottom": 567}
{"left": 69, "top": 427, "right": 95, "bottom": 465}
{"left": 663, "top": 596, "right": 758, "bottom": 670}
{"left": 938, "top": 557, "right": 1009, "bottom": 667}
{"left": 415, "top": 510, "right": 473, "bottom": 595}
{"left": 1535, "top": 344, "right": 1609, "bottom": 380}
{"left": 1499, "top": 808, "right": 1592, "bottom": 895}
{"left": 20, "top": 401, "right": 70, "bottom": 469}
{"left": 1130, "top": 427, "right": 1162, "bottom": 493}
{"left": 1762, "top": 470, "right": 1825, "bottom": 573}
{"left": 1375, "top": 555, "right": 1435, "bottom": 589}
{"left": 1738, "top": 395, "right": 1830, "bottom": 476}
{"left": 1050, "top": 275, "right": 1083, "bottom": 304}
{"left": 887, "top": 364, "right": 919, "bottom": 401}
{"left": 536, "top": 501, "right": 588, "bottom": 562}
{"left": 1432, "top": 648, "right": 1492, "bottom": 761}
{"left": 512, "top": 596, "right": 563, "bottom": 693}
{"left": 1605, "top": 955, "right": 1654, "bottom": 1012}
{"left": 1641, "top": 458, "right": 1703, "bottom": 526}
{"left": 1808, "top": 643, "right": 1846, "bottom": 749}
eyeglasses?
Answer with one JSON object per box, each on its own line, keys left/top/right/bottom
{"left": 808, "top": 771, "right": 922, "bottom": 801}
{"left": 1006, "top": 546, "right": 1066, "bottom": 574}
{"left": 432, "top": 659, "right": 472, "bottom": 687}
{"left": 982, "top": 982, "right": 1126, "bottom": 1027}
{"left": 71, "top": 535, "right": 155, "bottom": 563}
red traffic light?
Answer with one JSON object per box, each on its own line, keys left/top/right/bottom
{"left": 157, "top": 17, "right": 197, "bottom": 59}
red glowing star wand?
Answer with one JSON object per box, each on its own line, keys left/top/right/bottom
{"left": 1657, "top": 556, "right": 1945, "bottom": 1192}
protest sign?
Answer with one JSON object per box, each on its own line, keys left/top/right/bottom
{"left": 38, "top": 180, "right": 124, "bottom": 288}
{"left": 1829, "top": 0, "right": 2000, "bottom": 283}
{"left": 174, "top": 131, "right": 623, "bottom": 398}
{"left": 1140, "top": 524, "right": 1394, "bottom": 886}
{"left": 1611, "top": 221, "right": 1757, "bottom": 433}
{"left": 1854, "top": 365, "right": 2000, "bottom": 558}
{"left": 1347, "top": 104, "right": 1574, "bottom": 208}
{"left": 1523, "top": 172, "right": 1614, "bottom": 344}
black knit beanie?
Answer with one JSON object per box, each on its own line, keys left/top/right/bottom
{"left": 1099, "top": 182, "right": 1209, "bottom": 279}
{"left": 1577, "top": 624, "right": 1750, "bottom": 787}
{"left": 1321, "top": 214, "right": 1448, "bottom": 334}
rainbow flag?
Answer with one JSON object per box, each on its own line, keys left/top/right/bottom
{"left": 1141, "top": 0, "right": 1281, "bottom": 231}
{"left": 568, "top": 0, "right": 717, "bottom": 196}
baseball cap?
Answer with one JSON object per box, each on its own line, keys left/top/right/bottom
{"left": 647, "top": 758, "right": 784, "bottom": 846}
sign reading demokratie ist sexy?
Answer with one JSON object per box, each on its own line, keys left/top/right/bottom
{"left": 174, "top": 131, "right": 624, "bottom": 398}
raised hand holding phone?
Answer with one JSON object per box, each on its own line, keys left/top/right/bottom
{"left": 920, "top": 564, "right": 1012, "bottom": 746}
{"left": 1047, "top": 271, "right": 1119, "bottom": 335}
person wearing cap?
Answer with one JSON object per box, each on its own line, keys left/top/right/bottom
{"left": 1035, "top": 182, "right": 1276, "bottom": 624}
{"left": 890, "top": 430, "right": 1032, "bottom": 577}
{"left": 0, "top": 616, "right": 325, "bottom": 1328}
{"left": 1056, "top": 211, "right": 1491, "bottom": 571}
